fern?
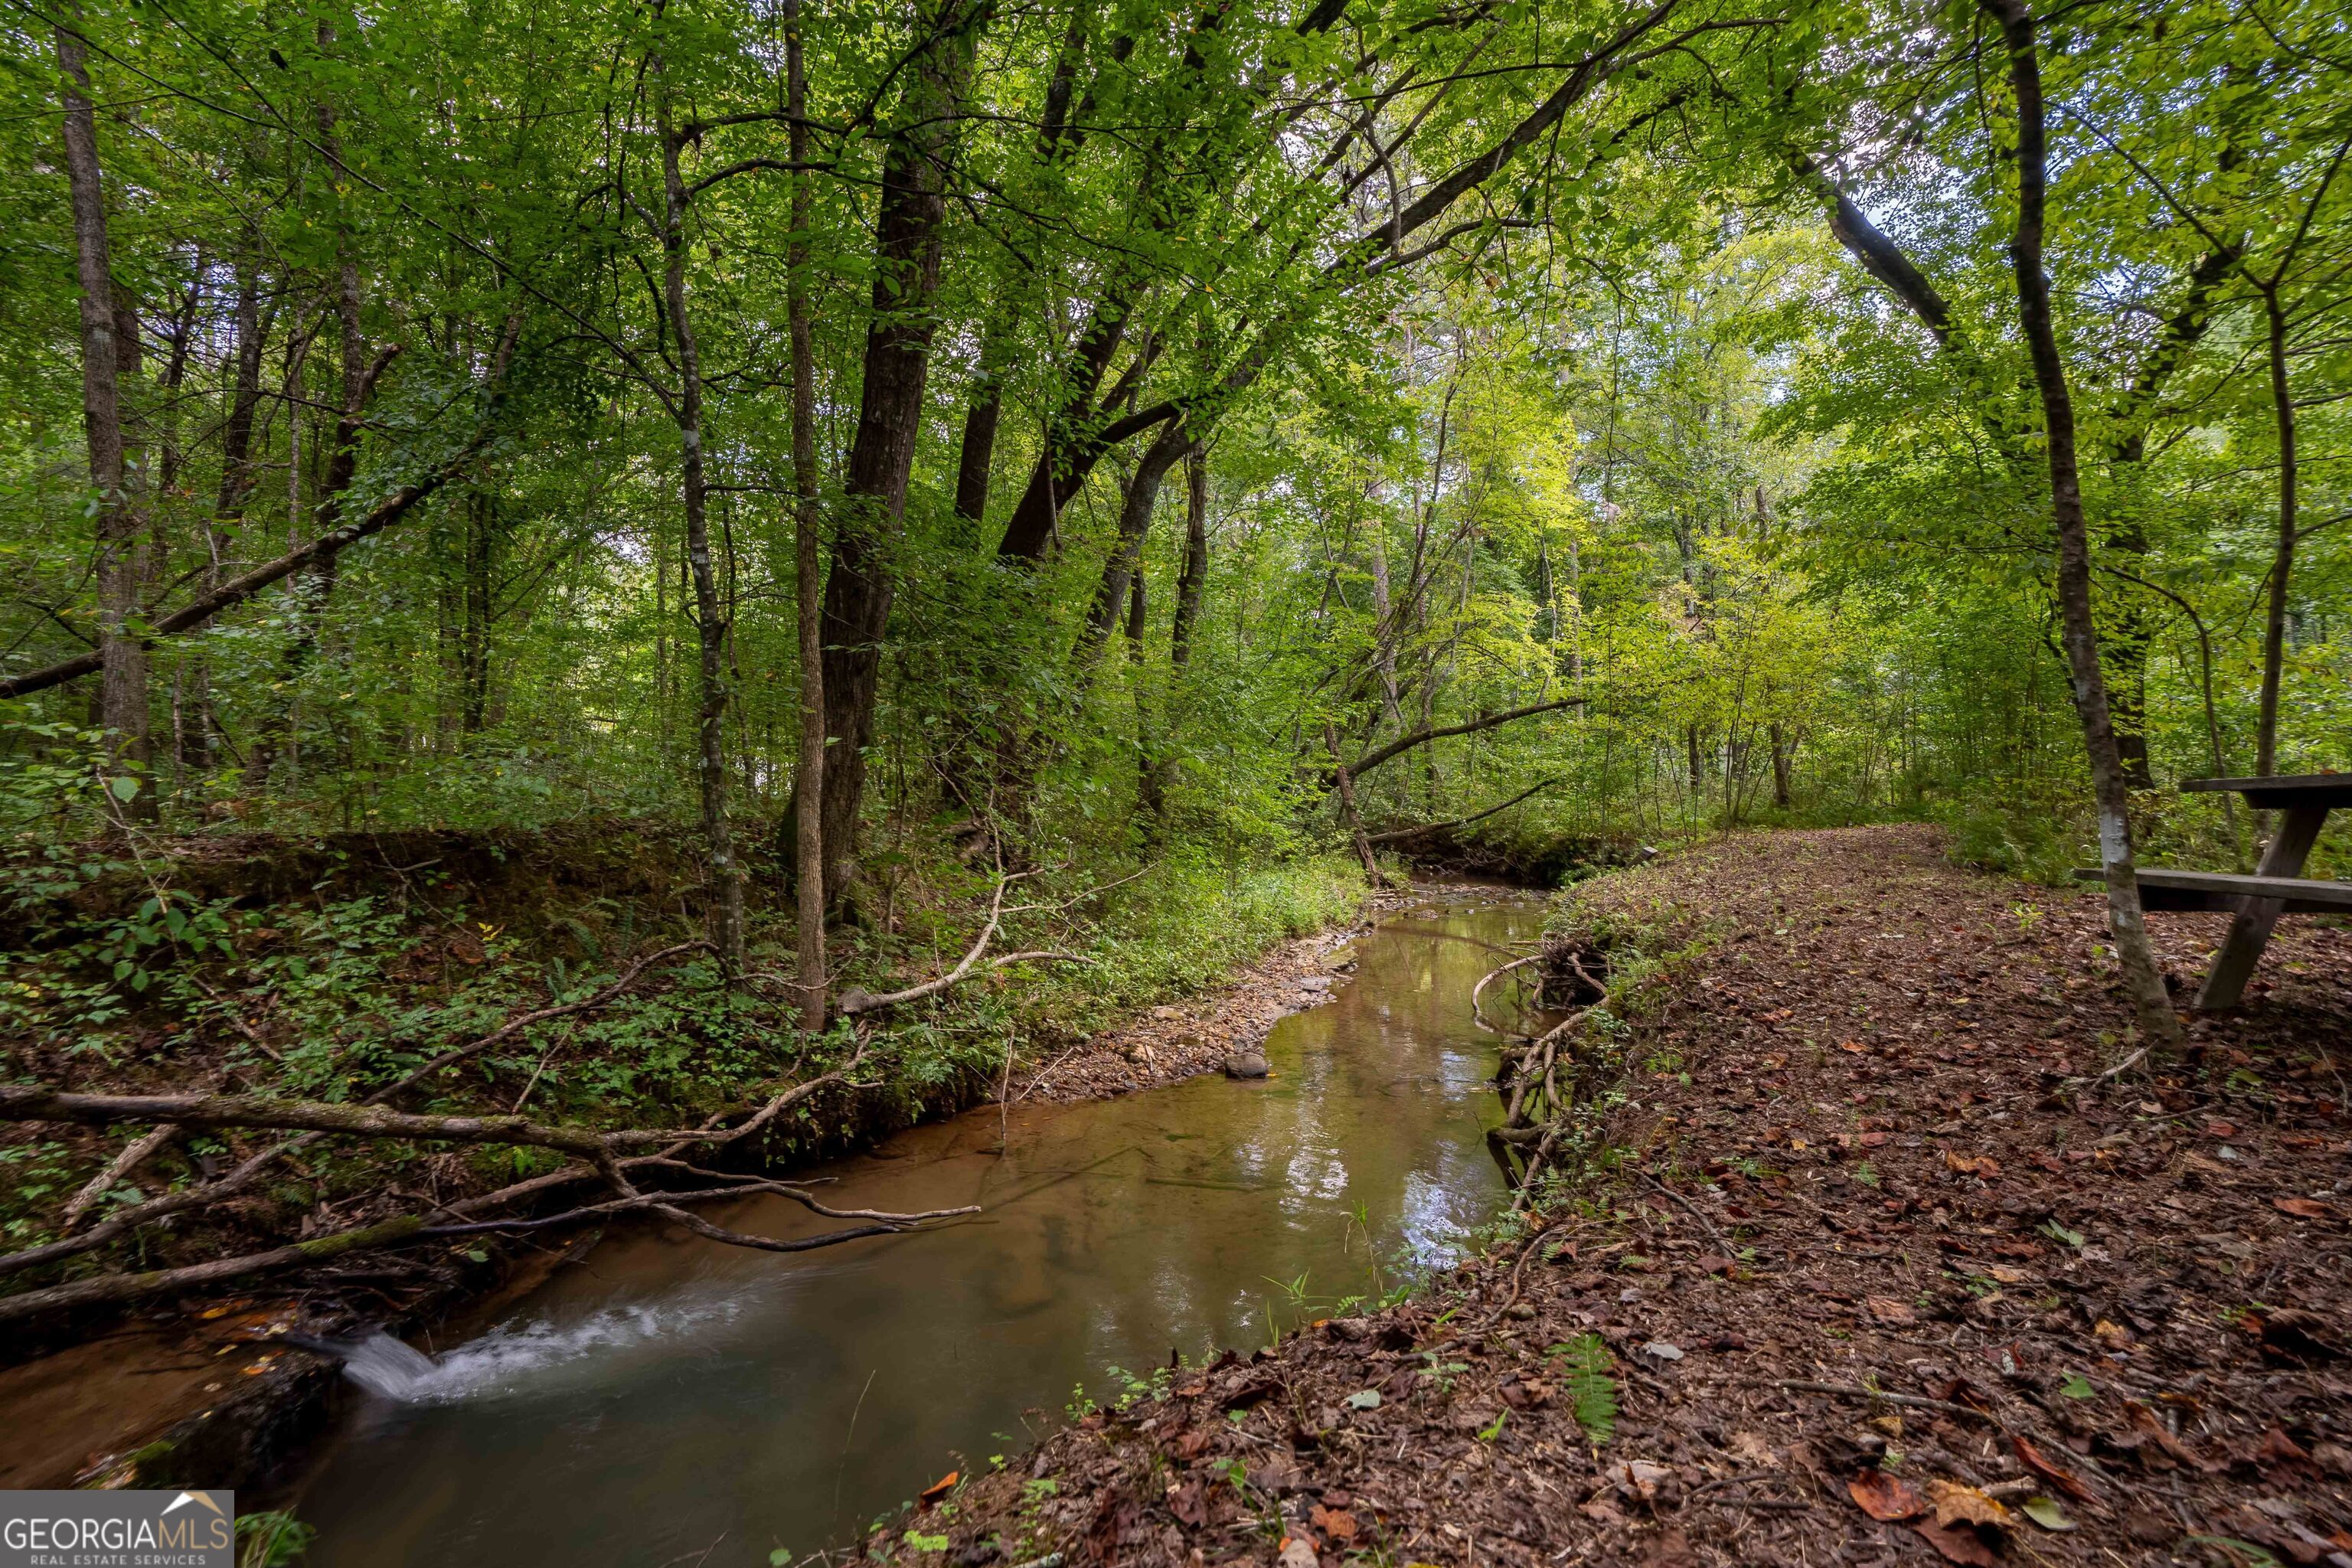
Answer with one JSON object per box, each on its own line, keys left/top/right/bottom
{"left": 1547, "top": 1334, "right": 1618, "bottom": 1446}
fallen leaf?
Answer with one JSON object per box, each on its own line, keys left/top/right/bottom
{"left": 1310, "top": 1505, "right": 1359, "bottom": 1542}
{"left": 2203, "top": 1119, "right": 2239, "bottom": 1138}
{"left": 2119, "top": 1400, "right": 2207, "bottom": 1469}
{"left": 2013, "top": 1434, "right": 2095, "bottom": 1501}
{"left": 1986, "top": 1266, "right": 2029, "bottom": 1285}
{"left": 918, "top": 1471, "right": 959, "bottom": 1504}
{"left": 1612, "top": 1459, "right": 1674, "bottom": 1501}
{"left": 1641, "top": 1341, "right": 1685, "bottom": 1361}
{"left": 1913, "top": 1518, "right": 2002, "bottom": 1566}
{"left": 1943, "top": 1150, "right": 2002, "bottom": 1178}
{"left": 2256, "top": 1426, "right": 2312, "bottom": 1470}
{"left": 1276, "top": 1536, "right": 1318, "bottom": 1568}
{"left": 1928, "top": 1480, "right": 2013, "bottom": 1529}
{"left": 1344, "top": 1389, "right": 1383, "bottom": 1410}
{"left": 1499, "top": 1377, "right": 1551, "bottom": 1410}
{"left": 2021, "top": 1496, "right": 2076, "bottom": 1532}
{"left": 1847, "top": 1469, "right": 1926, "bottom": 1521}
{"left": 1867, "top": 1296, "right": 1919, "bottom": 1326}
{"left": 1171, "top": 1427, "right": 1214, "bottom": 1460}
{"left": 2093, "top": 1318, "right": 2135, "bottom": 1350}
{"left": 2272, "top": 1196, "right": 2331, "bottom": 1220}
{"left": 1640, "top": 1527, "right": 1696, "bottom": 1568}
{"left": 1841, "top": 1039, "right": 1870, "bottom": 1053}
{"left": 1166, "top": 1480, "right": 1207, "bottom": 1527}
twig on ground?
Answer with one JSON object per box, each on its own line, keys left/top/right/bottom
{"left": 1774, "top": 1379, "right": 2002, "bottom": 1426}
{"left": 58, "top": 1123, "right": 181, "bottom": 1232}
{"left": 1637, "top": 1168, "right": 1736, "bottom": 1260}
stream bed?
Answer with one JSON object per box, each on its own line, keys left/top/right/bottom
{"left": 292, "top": 891, "right": 1544, "bottom": 1566}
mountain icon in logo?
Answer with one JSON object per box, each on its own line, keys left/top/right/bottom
{"left": 162, "top": 1491, "right": 227, "bottom": 1519}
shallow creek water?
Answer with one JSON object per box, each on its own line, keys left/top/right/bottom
{"left": 292, "top": 893, "right": 1544, "bottom": 1566}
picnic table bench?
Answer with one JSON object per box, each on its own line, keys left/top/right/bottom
{"left": 2076, "top": 773, "right": 2351, "bottom": 1009}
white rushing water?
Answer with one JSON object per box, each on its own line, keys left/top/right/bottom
{"left": 335, "top": 1290, "right": 746, "bottom": 1405}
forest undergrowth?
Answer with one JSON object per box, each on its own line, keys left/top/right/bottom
{"left": 0, "top": 816, "right": 1369, "bottom": 1348}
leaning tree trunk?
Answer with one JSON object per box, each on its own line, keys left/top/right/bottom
{"left": 1072, "top": 421, "right": 1194, "bottom": 680}
{"left": 1984, "top": 0, "right": 2180, "bottom": 1051}
{"left": 56, "top": 20, "right": 152, "bottom": 808}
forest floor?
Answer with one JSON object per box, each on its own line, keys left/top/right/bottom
{"left": 906, "top": 825, "right": 2352, "bottom": 1568}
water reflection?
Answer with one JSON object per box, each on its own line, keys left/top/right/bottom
{"left": 296, "top": 894, "right": 1543, "bottom": 1566}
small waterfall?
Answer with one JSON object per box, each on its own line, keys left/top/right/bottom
{"left": 335, "top": 1332, "right": 443, "bottom": 1400}
{"left": 321, "top": 1291, "right": 747, "bottom": 1405}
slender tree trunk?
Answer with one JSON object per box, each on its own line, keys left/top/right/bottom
{"left": 1171, "top": 446, "right": 1209, "bottom": 671}
{"left": 1365, "top": 489, "right": 1405, "bottom": 727}
{"left": 1073, "top": 423, "right": 1191, "bottom": 677}
{"left": 1983, "top": 0, "right": 2179, "bottom": 1050}
{"left": 56, "top": 20, "right": 152, "bottom": 806}
{"left": 951, "top": 332, "right": 1004, "bottom": 531}
{"left": 2255, "top": 289, "right": 2297, "bottom": 784}
{"left": 786, "top": 0, "right": 827, "bottom": 1028}
{"left": 818, "top": 0, "right": 981, "bottom": 907}
{"left": 460, "top": 489, "right": 493, "bottom": 732}
{"left": 1325, "top": 724, "right": 1384, "bottom": 887}
{"left": 657, "top": 65, "right": 745, "bottom": 970}
{"left": 1769, "top": 722, "right": 1793, "bottom": 809}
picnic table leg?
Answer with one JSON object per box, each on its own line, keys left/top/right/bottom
{"left": 2196, "top": 806, "right": 2328, "bottom": 1009}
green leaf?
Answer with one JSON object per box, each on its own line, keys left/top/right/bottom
{"left": 2059, "top": 1372, "right": 2095, "bottom": 1400}
{"left": 106, "top": 776, "right": 139, "bottom": 802}
{"left": 1344, "top": 1388, "right": 1382, "bottom": 1410}
{"left": 2022, "top": 1496, "right": 2077, "bottom": 1531}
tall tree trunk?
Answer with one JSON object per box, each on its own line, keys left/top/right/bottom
{"left": 2254, "top": 289, "right": 2297, "bottom": 785}
{"left": 1170, "top": 446, "right": 1209, "bottom": 672}
{"left": 657, "top": 64, "right": 745, "bottom": 970}
{"left": 818, "top": 0, "right": 981, "bottom": 907}
{"left": 1983, "top": 0, "right": 2179, "bottom": 1050}
{"left": 951, "top": 331, "right": 1004, "bottom": 531}
{"left": 460, "top": 488, "right": 493, "bottom": 732}
{"left": 1364, "top": 488, "right": 1405, "bottom": 726}
{"left": 786, "top": 0, "right": 827, "bottom": 1028}
{"left": 1769, "top": 721, "right": 1792, "bottom": 809}
{"left": 56, "top": 19, "right": 152, "bottom": 808}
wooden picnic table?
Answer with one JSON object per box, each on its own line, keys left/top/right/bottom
{"left": 2079, "top": 774, "right": 2352, "bottom": 1009}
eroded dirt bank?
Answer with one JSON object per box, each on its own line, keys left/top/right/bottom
{"left": 901, "top": 825, "right": 2352, "bottom": 1568}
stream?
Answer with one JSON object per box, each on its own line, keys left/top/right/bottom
{"left": 291, "top": 891, "right": 1545, "bottom": 1566}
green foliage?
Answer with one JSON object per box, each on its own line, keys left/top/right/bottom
{"left": 235, "top": 1511, "right": 315, "bottom": 1568}
{"left": 1546, "top": 1334, "right": 1619, "bottom": 1446}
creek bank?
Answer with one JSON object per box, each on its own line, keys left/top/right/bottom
{"left": 0, "top": 873, "right": 1456, "bottom": 1498}
{"left": 891, "top": 825, "right": 2352, "bottom": 1568}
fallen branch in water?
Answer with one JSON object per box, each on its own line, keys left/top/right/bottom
{"left": 1470, "top": 955, "right": 1543, "bottom": 1036}
{"left": 0, "top": 1040, "right": 960, "bottom": 1322}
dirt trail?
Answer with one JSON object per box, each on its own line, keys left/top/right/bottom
{"left": 909, "top": 825, "right": 2352, "bottom": 1568}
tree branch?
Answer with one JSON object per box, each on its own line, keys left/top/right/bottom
{"left": 1348, "top": 697, "right": 1585, "bottom": 778}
